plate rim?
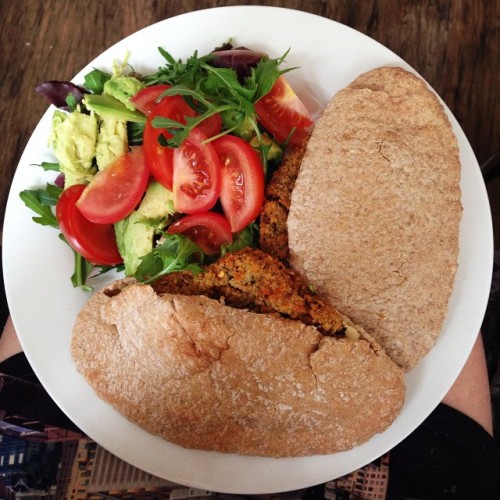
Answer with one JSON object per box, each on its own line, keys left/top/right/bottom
{"left": 2, "top": 5, "right": 493, "bottom": 494}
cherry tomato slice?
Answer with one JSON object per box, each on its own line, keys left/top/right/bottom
{"left": 129, "top": 84, "right": 170, "bottom": 114}
{"left": 142, "top": 89, "right": 223, "bottom": 190}
{"left": 212, "top": 135, "right": 265, "bottom": 233}
{"left": 56, "top": 184, "right": 122, "bottom": 265}
{"left": 255, "top": 76, "right": 313, "bottom": 145}
{"left": 143, "top": 94, "right": 197, "bottom": 190}
{"left": 168, "top": 212, "right": 233, "bottom": 255}
{"left": 197, "top": 112, "right": 223, "bottom": 138}
{"left": 172, "top": 128, "right": 221, "bottom": 215}
{"left": 76, "top": 147, "right": 149, "bottom": 224}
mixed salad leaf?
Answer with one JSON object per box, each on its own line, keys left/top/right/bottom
{"left": 20, "top": 184, "right": 61, "bottom": 227}
{"left": 21, "top": 41, "right": 314, "bottom": 290}
{"left": 147, "top": 46, "right": 293, "bottom": 148}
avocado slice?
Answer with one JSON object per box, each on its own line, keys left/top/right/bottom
{"left": 115, "top": 181, "right": 175, "bottom": 275}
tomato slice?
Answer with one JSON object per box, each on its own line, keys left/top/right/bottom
{"left": 77, "top": 147, "right": 149, "bottom": 224}
{"left": 168, "top": 212, "right": 232, "bottom": 255}
{"left": 254, "top": 76, "right": 313, "bottom": 145}
{"left": 143, "top": 94, "right": 197, "bottom": 190}
{"left": 143, "top": 120, "right": 174, "bottom": 190}
{"left": 197, "top": 112, "right": 223, "bottom": 138}
{"left": 56, "top": 184, "right": 122, "bottom": 265}
{"left": 172, "top": 128, "right": 221, "bottom": 214}
{"left": 142, "top": 88, "right": 223, "bottom": 190}
{"left": 212, "top": 135, "right": 265, "bottom": 233}
{"left": 129, "top": 84, "right": 170, "bottom": 114}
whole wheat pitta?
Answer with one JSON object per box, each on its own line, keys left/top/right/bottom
{"left": 71, "top": 279, "right": 404, "bottom": 457}
{"left": 288, "top": 66, "right": 462, "bottom": 371}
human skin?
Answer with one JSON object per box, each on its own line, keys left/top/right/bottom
{"left": 442, "top": 332, "right": 493, "bottom": 435}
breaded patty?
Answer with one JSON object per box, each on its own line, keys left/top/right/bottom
{"left": 259, "top": 144, "right": 307, "bottom": 261}
{"left": 153, "top": 248, "right": 346, "bottom": 337}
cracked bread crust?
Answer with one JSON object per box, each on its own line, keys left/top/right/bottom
{"left": 71, "top": 278, "right": 405, "bottom": 457}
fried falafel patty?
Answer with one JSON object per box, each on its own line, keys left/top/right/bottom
{"left": 259, "top": 144, "right": 307, "bottom": 261}
{"left": 152, "top": 247, "right": 348, "bottom": 338}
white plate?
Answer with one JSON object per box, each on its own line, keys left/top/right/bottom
{"left": 2, "top": 5, "right": 493, "bottom": 494}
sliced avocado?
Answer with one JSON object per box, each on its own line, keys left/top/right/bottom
{"left": 103, "top": 75, "right": 145, "bottom": 110}
{"left": 250, "top": 132, "right": 283, "bottom": 162}
{"left": 220, "top": 110, "right": 256, "bottom": 141}
{"left": 137, "top": 180, "right": 175, "bottom": 218}
{"left": 96, "top": 118, "right": 128, "bottom": 170}
{"left": 48, "top": 109, "right": 98, "bottom": 187}
{"left": 83, "top": 94, "right": 146, "bottom": 123}
{"left": 115, "top": 211, "right": 155, "bottom": 276}
{"left": 115, "top": 181, "right": 175, "bottom": 275}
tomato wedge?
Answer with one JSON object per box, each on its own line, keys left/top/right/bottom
{"left": 56, "top": 184, "right": 122, "bottom": 265}
{"left": 168, "top": 212, "right": 232, "bottom": 255}
{"left": 197, "top": 112, "right": 223, "bottom": 138}
{"left": 130, "top": 84, "right": 170, "bottom": 114}
{"left": 143, "top": 94, "right": 197, "bottom": 190}
{"left": 77, "top": 147, "right": 149, "bottom": 224}
{"left": 172, "top": 128, "right": 221, "bottom": 214}
{"left": 212, "top": 135, "right": 265, "bottom": 233}
{"left": 143, "top": 90, "right": 223, "bottom": 191}
{"left": 254, "top": 76, "right": 313, "bottom": 145}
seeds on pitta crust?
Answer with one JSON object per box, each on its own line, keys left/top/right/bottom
{"left": 287, "top": 66, "right": 462, "bottom": 371}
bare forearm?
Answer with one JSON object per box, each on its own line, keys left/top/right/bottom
{"left": 442, "top": 332, "right": 493, "bottom": 435}
{"left": 0, "top": 317, "right": 22, "bottom": 364}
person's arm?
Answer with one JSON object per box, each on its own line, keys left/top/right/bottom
{"left": 0, "top": 316, "right": 22, "bottom": 364}
{"left": 442, "top": 332, "right": 493, "bottom": 435}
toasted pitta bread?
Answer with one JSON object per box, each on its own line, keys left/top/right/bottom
{"left": 71, "top": 278, "right": 404, "bottom": 457}
{"left": 288, "top": 66, "right": 462, "bottom": 371}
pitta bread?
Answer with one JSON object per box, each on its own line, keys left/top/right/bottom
{"left": 71, "top": 279, "right": 404, "bottom": 457}
{"left": 288, "top": 66, "right": 462, "bottom": 371}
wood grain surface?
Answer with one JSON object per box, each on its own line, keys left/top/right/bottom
{"left": 0, "top": 0, "right": 498, "bottom": 241}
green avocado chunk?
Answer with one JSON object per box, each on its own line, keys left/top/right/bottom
{"left": 115, "top": 181, "right": 175, "bottom": 276}
{"left": 103, "top": 75, "right": 145, "bottom": 110}
{"left": 95, "top": 118, "right": 128, "bottom": 170}
{"left": 83, "top": 94, "right": 146, "bottom": 123}
{"left": 220, "top": 110, "right": 256, "bottom": 141}
{"left": 48, "top": 109, "right": 98, "bottom": 187}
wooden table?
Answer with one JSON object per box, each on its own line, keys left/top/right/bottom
{"left": 1, "top": 0, "right": 498, "bottom": 242}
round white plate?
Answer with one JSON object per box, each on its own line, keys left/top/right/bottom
{"left": 2, "top": 5, "right": 493, "bottom": 494}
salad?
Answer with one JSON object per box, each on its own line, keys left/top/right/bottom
{"left": 21, "top": 42, "right": 314, "bottom": 290}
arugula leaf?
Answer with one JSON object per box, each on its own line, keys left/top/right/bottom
{"left": 41, "top": 161, "right": 60, "bottom": 172}
{"left": 65, "top": 93, "right": 78, "bottom": 112}
{"left": 84, "top": 68, "right": 112, "bottom": 94}
{"left": 142, "top": 48, "right": 191, "bottom": 86}
{"left": 152, "top": 86, "right": 236, "bottom": 146}
{"left": 19, "top": 184, "right": 62, "bottom": 227}
{"left": 252, "top": 48, "right": 294, "bottom": 101}
{"left": 70, "top": 245, "right": 94, "bottom": 292}
{"left": 145, "top": 47, "right": 290, "bottom": 147}
{"left": 134, "top": 234, "right": 204, "bottom": 284}
{"left": 21, "top": 187, "right": 102, "bottom": 291}
{"left": 30, "top": 161, "right": 60, "bottom": 172}
{"left": 158, "top": 47, "right": 177, "bottom": 65}
{"left": 128, "top": 121, "right": 145, "bottom": 146}
{"left": 57, "top": 234, "right": 123, "bottom": 291}
{"left": 44, "top": 183, "right": 63, "bottom": 204}
{"left": 201, "top": 64, "right": 255, "bottom": 102}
